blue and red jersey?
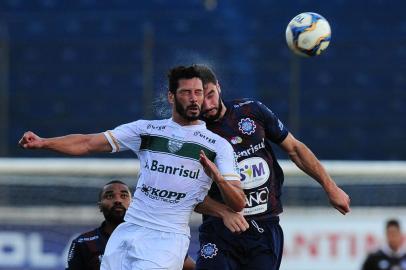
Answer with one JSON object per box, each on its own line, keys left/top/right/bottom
{"left": 204, "top": 99, "right": 289, "bottom": 219}
{"left": 66, "top": 222, "right": 110, "bottom": 270}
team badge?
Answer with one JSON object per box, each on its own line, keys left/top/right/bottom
{"left": 200, "top": 243, "right": 218, "bottom": 259}
{"left": 401, "top": 259, "right": 406, "bottom": 269}
{"left": 230, "top": 136, "right": 242, "bottom": 144}
{"left": 377, "top": 259, "right": 389, "bottom": 269}
{"left": 238, "top": 118, "right": 256, "bottom": 135}
{"left": 167, "top": 139, "right": 183, "bottom": 153}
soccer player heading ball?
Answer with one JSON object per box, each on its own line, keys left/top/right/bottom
{"left": 193, "top": 65, "right": 351, "bottom": 270}
{"left": 19, "top": 65, "right": 246, "bottom": 270}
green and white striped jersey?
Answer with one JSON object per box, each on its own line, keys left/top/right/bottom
{"left": 104, "top": 118, "right": 240, "bottom": 236}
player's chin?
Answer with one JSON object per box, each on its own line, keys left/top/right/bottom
{"left": 110, "top": 213, "right": 126, "bottom": 222}
{"left": 187, "top": 110, "right": 201, "bottom": 119}
{"left": 202, "top": 109, "right": 217, "bottom": 117}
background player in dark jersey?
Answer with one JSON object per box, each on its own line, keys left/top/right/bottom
{"left": 362, "top": 219, "right": 406, "bottom": 270}
{"left": 66, "top": 180, "right": 196, "bottom": 270}
{"left": 193, "top": 65, "right": 351, "bottom": 270}
{"left": 66, "top": 180, "right": 132, "bottom": 270}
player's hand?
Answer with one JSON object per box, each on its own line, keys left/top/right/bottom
{"left": 18, "top": 131, "right": 45, "bottom": 149}
{"left": 327, "top": 185, "right": 351, "bottom": 215}
{"left": 199, "top": 150, "right": 221, "bottom": 182}
{"left": 222, "top": 209, "right": 249, "bottom": 233}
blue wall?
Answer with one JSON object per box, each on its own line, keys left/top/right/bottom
{"left": 1, "top": 0, "right": 405, "bottom": 159}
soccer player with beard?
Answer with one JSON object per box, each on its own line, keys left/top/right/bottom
{"left": 66, "top": 180, "right": 132, "bottom": 270}
{"left": 19, "top": 65, "right": 245, "bottom": 270}
{"left": 66, "top": 180, "right": 196, "bottom": 270}
{"left": 194, "top": 65, "right": 351, "bottom": 270}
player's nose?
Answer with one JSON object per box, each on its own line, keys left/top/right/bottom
{"left": 113, "top": 195, "right": 124, "bottom": 204}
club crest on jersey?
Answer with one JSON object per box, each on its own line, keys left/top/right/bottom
{"left": 200, "top": 243, "right": 218, "bottom": 259}
{"left": 167, "top": 139, "right": 183, "bottom": 153}
{"left": 238, "top": 118, "right": 256, "bottom": 135}
{"left": 230, "top": 136, "right": 242, "bottom": 145}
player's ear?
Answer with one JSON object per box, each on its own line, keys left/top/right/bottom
{"left": 97, "top": 201, "right": 102, "bottom": 212}
{"left": 167, "top": 90, "right": 175, "bottom": 105}
{"left": 216, "top": 81, "right": 221, "bottom": 94}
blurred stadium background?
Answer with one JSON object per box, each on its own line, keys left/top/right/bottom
{"left": 0, "top": 0, "right": 405, "bottom": 269}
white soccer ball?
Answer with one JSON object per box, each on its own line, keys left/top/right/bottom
{"left": 285, "top": 12, "right": 331, "bottom": 57}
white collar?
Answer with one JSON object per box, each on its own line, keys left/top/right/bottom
{"left": 168, "top": 118, "right": 206, "bottom": 130}
{"left": 381, "top": 244, "right": 406, "bottom": 258}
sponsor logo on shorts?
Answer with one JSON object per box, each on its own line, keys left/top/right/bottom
{"left": 238, "top": 118, "right": 256, "bottom": 135}
{"left": 141, "top": 184, "right": 186, "bottom": 204}
{"left": 201, "top": 243, "right": 218, "bottom": 259}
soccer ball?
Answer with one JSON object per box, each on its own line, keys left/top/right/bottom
{"left": 285, "top": 12, "right": 331, "bottom": 57}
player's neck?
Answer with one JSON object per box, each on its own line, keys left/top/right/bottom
{"left": 104, "top": 221, "right": 120, "bottom": 235}
{"left": 172, "top": 114, "right": 200, "bottom": 126}
{"left": 217, "top": 101, "right": 227, "bottom": 121}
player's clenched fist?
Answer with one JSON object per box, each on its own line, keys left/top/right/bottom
{"left": 18, "top": 131, "right": 44, "bottom": 149}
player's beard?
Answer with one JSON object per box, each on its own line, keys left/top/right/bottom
{"left": 102, "top": 205, "right": 126, "bottom": 225}
{"left": 202, "top": 96, "right": 223, "bottom": 123}
{"left": 174, "top": 95, "right": 201, "bottom": 121}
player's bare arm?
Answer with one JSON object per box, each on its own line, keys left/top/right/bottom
{"left": 199, "top": 150, "right": 246, "bottom": 212}
{"left": 279, "top": 133, "right": 351, "bottom": 215}
{"left": 195, "top": 195, "right": 249, "bottom": 233}
{"left": 19, "top": 131, "right": 112, "bottom": 155}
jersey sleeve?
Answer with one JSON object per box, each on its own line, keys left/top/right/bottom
{"left": 256, "top": 101, "right": 289, "bottom": 144}
{"left": 103, "top": 121, "right": 142, "bottom": 153}
{"left": 66, "top": 239, "right": 84, "bottom": 270}
{"left": 214, "top": 138, "right": 240, "bottom": 181}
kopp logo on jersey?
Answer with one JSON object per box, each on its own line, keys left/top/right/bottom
{"left": 239, "top": 157, "right": 270, "bottom": 189}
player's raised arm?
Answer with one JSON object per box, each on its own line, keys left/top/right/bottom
{"left": 18, "top": 131, "right": 112, "bottom": 155}
{"left": 279, "top": 132, "right": 351, "bottom": 215}
{"left": 199, "top": 150, "right": 246, "bottom": 212}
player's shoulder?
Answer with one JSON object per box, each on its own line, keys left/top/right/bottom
{"left": 227, "top": 98, "right": 256, "bottom": 108}
{"left": 367, "top": 248, "right": 386, "bottom": 259}
{"left": 122, "top": 119, "right": 170, "bottom": 132}
{"left": 194, "top": 127, "right": 228, "bottom": 145}
{"left": 142, "top": 119, "right": 170, "bottom": 130}
{"left": 201, "top": 129, "right": 233, "bottom": 151}
{"left": 72, "top": 227, "right": 100, "bottom": 244}
{"left": 227, "top": 98, "right": 270, "bottom": 111}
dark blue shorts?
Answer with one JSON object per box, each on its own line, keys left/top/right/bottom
{"left": 196, "top": 216, "right": 283, "bottom": 270}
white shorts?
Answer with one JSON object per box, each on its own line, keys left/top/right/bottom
{"left": 100, "top": 222, "right": 190, "bottom": 270}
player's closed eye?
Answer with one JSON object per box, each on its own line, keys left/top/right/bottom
{"left": 195, "top": 90, "right": 203, "bottom": 96}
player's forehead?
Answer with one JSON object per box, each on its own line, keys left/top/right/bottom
{"left": 177, "top": 77, "right": 203, "bottom": 91}
{"left": 387, "top": 225, "right": 400, "bottom": 233}
{"left": 102, "top": 183, "right": 130, "bottom": 195}
{"left": 203, "top": 82, "right": 219, "bottom": 94}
